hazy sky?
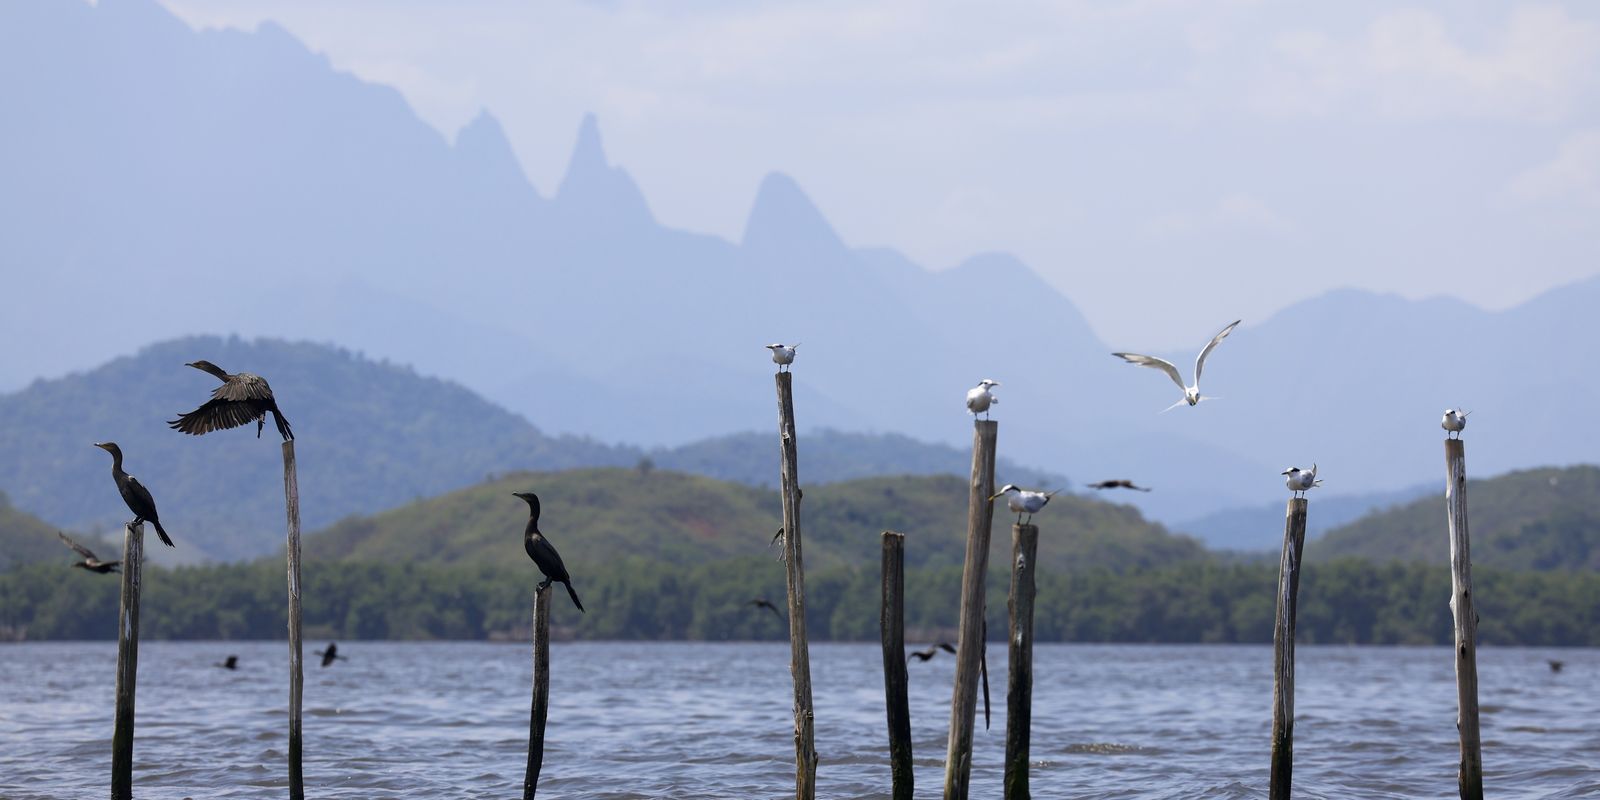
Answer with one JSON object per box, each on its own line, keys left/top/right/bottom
{"left": 158, "top": 0, "right": 1600, "bottom": 345}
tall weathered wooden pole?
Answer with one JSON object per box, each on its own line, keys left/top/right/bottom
{"left": 943, "top": 419, "right": 998, "bottom": 800}
{"left": 523, "top": 583, "right": 553, "bottom": 800}
{"left": 282, "top": 440, "right": 305, "bottom": 800}
{"left": 111, "top": 522, "right": 144, "bottom": 800}
{"left": 881, "top": 531, "right": 913, "bottom": 800}
{"left": 775, "top": 371, "right": 818, "bottom": 799}
{"left": 1444, "top": 438, "right": 1483, "bottom": 800}
{"left": 1004, "top": 522, "right": 1039, "bottom": 800}
{"left": 1270, "top": 497, "right": 1308, "bottom": 800}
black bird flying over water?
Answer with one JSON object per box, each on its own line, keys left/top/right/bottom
{"left": 748, "top": 598, "right": 783, "bottom": 621}
{"left": 314, "top": 643, "right": 345, "bottom": 668}
{"left": 93, "top": 442, "right": 174, "bottom": 547}
{"left": 169, "top": 360, "right": 294, "bottom": 441}
{"left": 1088, "top": 479, "right": 1152, "bottom": 492}
{"left": 514, "top": 492, "right": 585, "bottom": 612}
{"left": 908, "top": 642, "right": 957, "bottom": 662}
{"left": 57, "top": 531, "right": 121, "bottom": 573}
{"left": 1549, "top": 660, "right": 1565, "bottom": 673}
{"left": 216, "top": 655, "right": 238, "bottom": 670}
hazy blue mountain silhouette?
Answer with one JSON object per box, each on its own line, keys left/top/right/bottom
{"left": 3, "top": 0, "right": 1595, "bottom": 528}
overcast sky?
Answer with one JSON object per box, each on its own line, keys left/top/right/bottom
{"left": 158, "top": 0, "right": 1600, "bottom": 346}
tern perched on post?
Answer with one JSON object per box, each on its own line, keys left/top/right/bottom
{"left": 965, "top": 379, "right": 1000, "bottom": 419}
{"left": 765, "top": 343, "right": 799, "bottom": 372}
{"left": 1113, "top": 320, "right": 1241, "bottom": 412}
{"left": 989, "top": 484, "right": 1058, "bottom": 524}
{"left": 1442, "top": 409, "right": 1469, "bottom": 438}
{"left": 1281, "top": 465, "right": 1322, "bottom": 498}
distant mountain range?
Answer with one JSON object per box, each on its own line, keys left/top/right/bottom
{"left": 2, "top": 0, "right": 1597, "bottom": 527}
{"left": 0, "top": 493, "right": 60, "bottom": 571}
{"left": 1176, "top": 482, "right": 1437, "bottom": 552}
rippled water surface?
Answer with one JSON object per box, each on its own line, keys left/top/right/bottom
{"left": 1, "top": 642, "right": 1596, "bottom": 798}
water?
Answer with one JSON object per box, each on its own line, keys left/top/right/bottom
{"left": 0, "top": 642, "right": 1596, "bottom": 799}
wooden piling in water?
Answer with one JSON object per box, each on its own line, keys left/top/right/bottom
{"left": 943, "top": 419, "right": 998, "bottom": 800}
{"left": 111, "top": 522, "right": 143, "bottom": 800}
{"left": 523, "top": 582, "right": 552, "bottom": 800}
{"left": 775, "top": 371, "right": 818, "bottom": 800}
{"left": 1004, "top": 522, "right": 1038, "bottom": 800}
{"left": 282, "top": 440, "right": 305, "bottom": 800}
{"left": 1270, "top": 497, "right": 1308, "bottom": 800}
{"left": 1444, "top": 438, "right": 1484, "bottom": 800}
{"left": 881, "top": 531, "right": 913, "bottom": 800}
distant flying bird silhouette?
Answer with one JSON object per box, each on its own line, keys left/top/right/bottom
{"left": 314, "top": 643, "right": 345, "bottom": 668}
{"left": 1548, "top": 660, "right": 1565, "bottom": 673}
{"left": 216, "top": 655, "right": 238, "bottom": 670}
{"left": 965, "top": 379, "right": 1000, "bottom": 419}
{"left": 748, "top": 598, "right": 784, "bottom": 621}
{"left": 93, "top": 442, "right": 174, "bottom": 547}
{"left": 169, "top": 360, "right": 294, "bottom": 441}
{"left": 1113, "top": 319, "right": 1241, "bottom": 412}
{"left": 1088, "top": 479, "right": 1152, "bottom": 492}
{"left": 57, "top": 531, "right": 121, "bottom": 574}
{"left": 907, "top": 642, "right": 957, "bottom": 663}
{"left": 514, "top": 492, "right": 585, "bottom": 612}
{"left": 1282, "top": 465, "right": 1322, "bottom": 498}
{"left": 765, "top": 343, "right": 799, "bottom": 372}
{"left": 1442, "top": 409, "right": 1469, "bottom": 439}
{"left": 989, "top": 484, "right": 1059, "bottom": 524}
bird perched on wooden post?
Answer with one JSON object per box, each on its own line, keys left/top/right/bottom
{"left": 965, "top": 379, "right": 1000, "bottom": 419}
{"left": 1442, "top": 409, "right": 1469, "bottom": 439}
{"left": 314, "top": 643, "right": 345, "bottom": 668}
{"left": 1088, "top": 479, "right": 1152, "bottom": 492}
{"left": 989, "top": 484, "right": 1058, "bottom": 524}
{"left": 1113, "top": 319, "right": 1241, "bottom": 412}
{"left": 513, "top": 492, "right": 585, "bottom": 612}
{"left": 93, "top": 442, "right": 174, "bottom": 547}
{"left": 1282, "top": 465, "right": 1322, "bottom": 498}
{"left": 169, "top": 360, "right": 294, "bottom": 441}
{"left": 765, "top": 343, "right": 799, "bottom": 372}
{"left": 57, "top": 531, "right": 121, "bottom": 573}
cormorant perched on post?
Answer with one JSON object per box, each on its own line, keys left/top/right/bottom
{"left": 93, "top": 442, "right": 174, "bottom": 547}
{"left": 57, "top": 531, "right": 121, "bottom": 573}
{"left": 169, "top": 360, "right": 294, "bottom": 441}
{"left": 513, "top": 492, "right": 585, "bottom": 612}
{"left": 314, "top": 643, "right": 345, "bottom": 668}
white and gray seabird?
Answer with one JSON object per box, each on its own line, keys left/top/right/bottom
{"left": 1281, "top": 464, "right": 1322, "bottom": 498}
{"left": 766, "top": 343, "right": 799, "bottom": 372}
{"left": 966, "top": 379, "right": 1000, "bottom": 419}
{"left": 989, "top": 484, "right": 1058, "bottom": 524}
{"left": 1442, "top": 409, "right": 1469, "bottom": 438}
{"left": 1113, "top": 320, "right": 1241, "bottom": 412}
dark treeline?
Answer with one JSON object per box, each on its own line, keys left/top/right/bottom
{"left": 4, "top": 557, "right": 1598, "bottom": 645}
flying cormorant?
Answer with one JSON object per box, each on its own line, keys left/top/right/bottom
{"left": 57, "top": 531, "right": 121, "bottom": 573}
{"left": 169, "top": 360, "right": 294, "bottom": 441}
{"left": 93, "top": 442, "right": 174, "bottom": 547}
{"left": 748, "top": 598, "right": 783, "bottom": 621}
{"left": 513, "top": 492, "right": 585, "bottom": 612}
{"left": 216, "top": 655, "right": 239, "bottom": 670}
{"left": 907, "top": 642, "right": 957, "bottom": 663}
{"left": 1088, "top": 479, "right": 1152, "bottom": 492}
{"left": 314, "top": 643, "right": 345, "bottom": 668}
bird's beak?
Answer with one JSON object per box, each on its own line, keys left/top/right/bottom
{"left": 94, "top": 442, "right": 109, "bottom": 450}
{"left": 1280, "top": 469, "right": 1291, "bottom": 475}
{"left": 986, "top": 492, "right": 1003, "bottom": 501}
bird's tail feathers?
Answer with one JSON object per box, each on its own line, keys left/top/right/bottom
{"left": 274, "top": 411, "right": 294, "bottom": 441}
{"left": 565, "top": 581, "right": 585, "bottom": 613}
{"left": 151, "top": 519, "right": 175, "bottom": 548}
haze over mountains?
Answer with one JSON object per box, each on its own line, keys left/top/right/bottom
{"left": 2, "top": 0, "right": 1596, "bottom": 526}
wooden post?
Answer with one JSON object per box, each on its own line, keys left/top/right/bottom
{"left": 775, "top": 371, "right": 818, "bottom": 799}
{"left": 111, "top": 522, "right": 143, "bottom": 800}
{"left": 282, "top": 440, "right": 305, "bottom": 800}
{"left": 1444, "top": 439, "right": 1484, "bottom": 800}
{"left": 943, "top": 419, "right": 998, "bottom": 800}
{"left": 1004, "top": 522, "right": 1038, "bottom": 800}
{"left": 881, "top": 531, "right": 913, "bottom": 800}
{"left": 1270, "top": 497, "right": 1308, "bottom": 800}
{"left": 523, "top": 582, "right": 552, "bottom": 800}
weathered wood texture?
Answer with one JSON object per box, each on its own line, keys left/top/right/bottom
{"left": 523, "top": 583, "right": 552, "bottom": 800}
{"left": 111, "top": 522, "right": 143, "bottom": 800}
{"left": 881, "top": 531, "right": 913, "bottom": 800}
{"left": 1444, "top": 438, "right": 1484, "bottom": 800}
{"left": 943, "top": 419, "right": 999, "bottom": 800}
{"left": 1004, "top": 523, "right": 1039, "bottom": 800}
{"left": 775, "top": 372, "right": 818, "bottom": 800}
{"left": 283, "top": 440, "right": 306, "bottom": 800}
{"left": 1270, "top": 498, "right": 1308, "bottom": 800}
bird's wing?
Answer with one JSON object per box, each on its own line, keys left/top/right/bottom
{"left": 1113, "top": 353, "right": 1187, "bottom": 392}
{"left": 170, "top": 397, "right": 260, "bottom": 435}
{"left": 530, "top": 536, "right": 573, "bottom": 583}
{"left": 58, "top": 531, "right": 96, "bottom": 560}
{"left": 939, "top": 642, "right": 957, "bottom": 654}
{"left": 1193, "top": 320, "right": 1241, "bottom": 386}
{"left": 212, "top": 373, "right": 274, "bottom": 402}
{"left": 126, "top": 475, "right": 158, "bottom": 515}
{"left": 1158, "top": 397, "right": 1188, "bottom": 414}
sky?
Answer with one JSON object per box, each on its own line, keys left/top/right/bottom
{"left": 156, "top": 0, "right": 1600, "bottom": 346}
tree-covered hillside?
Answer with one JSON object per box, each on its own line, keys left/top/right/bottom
{"left": 0, "top": 492, "right": 64, "bottom": 571}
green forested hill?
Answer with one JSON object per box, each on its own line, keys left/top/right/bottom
{"left": 0, "top": 493, "right": 65, "bottom": 570}
{"left": 307, "top": 468, "right": 1203, "bottom": 574}
{"left": 1314, "top": 465, "right": 1600, "bottom": 569}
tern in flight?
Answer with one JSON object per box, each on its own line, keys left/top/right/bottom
{"left": 1113, "top": 320, "right": 1241, "bottom": 412}
{"left": 766, "top": 343, "right": 799, "bottom": 372}
{"left": 965, "top": 379, "right": 1000, "bottom": 419}
{"left": 1088, "top": 480, "right": 1152, "bottom": 492}
{"left": 1442, "top": 409, "right": 1469, "bottom": 438}
{"left": 989, "top": 484, "right": 1058, "bottom": 524}
{"left": 1282, "top": 465, "right": 1322, "bottom": 498}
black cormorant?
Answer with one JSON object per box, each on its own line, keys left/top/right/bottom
{"left": 57, "top": 531, "right": 121, "bottom": 573}
{"left": 314, "top": 643, "right": 345, "bottom": 668}
{"left": 216, "top": 655, "right": 238, "bottom": 670}
{"left": 93, "top": 442, "right": 174, "bottom": 547}
{"left": 169, "top": 360, "right": 294, "bottom": 441}
{"left": 908, "top": 642, "right": 957, "bottom": 663}
{"left": 748, "top": 598, "right": 783, "bottom": 621}
{"left": 513, "top": 492, "right": 585, "bottom": 612}
{"left": 1088, "top": 479, "right": 1152, "bottom": 492}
